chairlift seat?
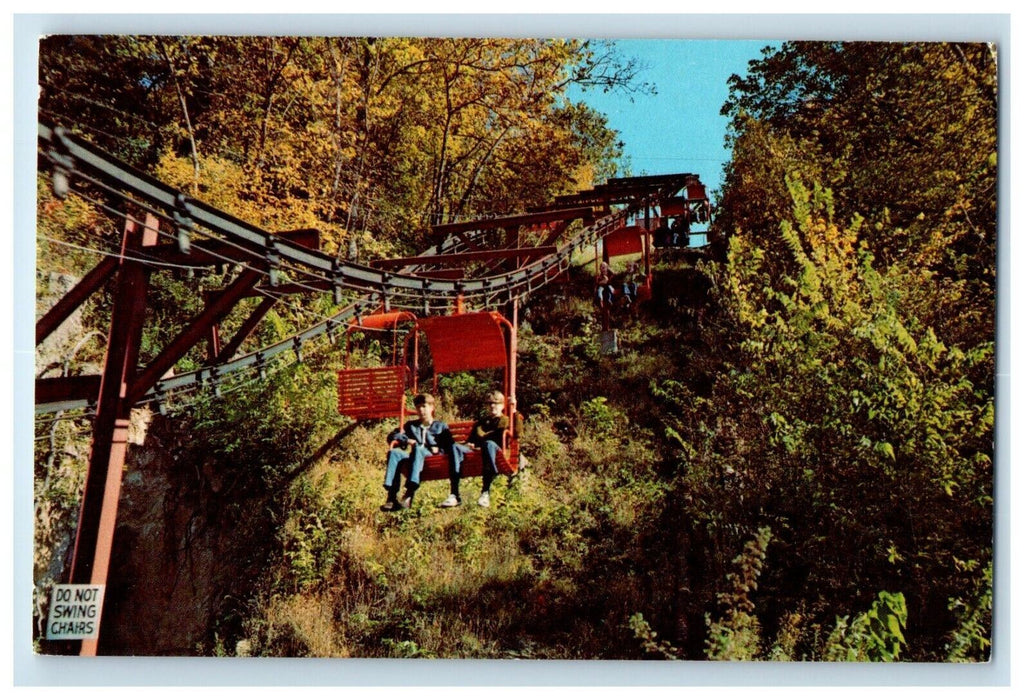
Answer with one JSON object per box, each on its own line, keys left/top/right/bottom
{"left": 396, "top": 311, "right": 520, "bottom": 482}
{"left": 398, "top": 420, "right": 520, "bottom": 482}
{"left": 337, "top": 310, "right": 417, "bottom": 420}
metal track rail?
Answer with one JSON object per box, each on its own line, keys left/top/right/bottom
{"left": 35, "top": 122, "right": 685, "bottom": 413}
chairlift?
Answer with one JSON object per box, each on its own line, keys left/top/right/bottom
{"left": 336, "top": 310, "right": 418, "bottom": 421}
{"left": 339, "top": 309, "right": 522, "bottom": 482}
{"left": 601, "top": 224, "right": 653, "bottom": 303}
{"left": 402, "top": 310, "right": 522, "bottom": 481}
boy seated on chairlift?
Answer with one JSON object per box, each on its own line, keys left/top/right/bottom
{"left": 653, "top": 217, "right": 672, "bottom": 248}
{"left": 622, "top": 261, "right": 642, "bottom": 307}
{"left": 381, "top": 393, "right": 455, "bottom": 511}
{"left": 595, "top": 261, "right": 616, "bottom": 307}
{"left": 670, "top": 215, "right": 687, "bottom": 247}
{"left": 440, "top": 390, "right": 513, "bottom": 509}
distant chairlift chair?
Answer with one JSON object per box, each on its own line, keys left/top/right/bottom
{"left": 601, "top": 224, "right": 653, "bottom": 304}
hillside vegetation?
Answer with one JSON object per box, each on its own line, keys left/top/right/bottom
{"left": 34, "top": 39, "right": 995, "bottom": 661}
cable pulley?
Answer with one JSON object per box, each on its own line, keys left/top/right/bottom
{"left": 49, "top": 126, "right": 74, "bottom": 200}
{"left": 173, "top": 193, "right": 193, "bottom": 254}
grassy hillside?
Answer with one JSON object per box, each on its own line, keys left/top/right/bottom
{"left": 220, "top": 260, "right": 700, "bottom": 659}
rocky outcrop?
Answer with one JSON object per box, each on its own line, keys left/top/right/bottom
{"left": 98, "top": 416, "right": 277, "bottom": 655}
{"left": 36, "top": 271, "right": 101, "bottom": 379}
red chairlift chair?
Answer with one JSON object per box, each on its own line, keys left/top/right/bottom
{"left": 660, "top": 190, "right": 711, "bottom": 243}
{"left": 660, "top": 196, "right": 687, "bottom": 218}
{"left": 685, "top": 183, "right": 712, "bottom": 225}
{"left": 600, "top": 224, "right": 653, "bottom": 303}
{"left": 336, "top": 310, "right": 418, "bottom": 421}
{"left": 400, "top": 310, "right": 522, "bottom": 482}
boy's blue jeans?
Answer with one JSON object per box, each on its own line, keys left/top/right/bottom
{"left": 384, "top": 445, "right": 432, "bottom": 495}
{"left": 449, "top": 441, "right": 501, "bottom": 493}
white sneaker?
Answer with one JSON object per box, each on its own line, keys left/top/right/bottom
{"left": 439, "top": 494, "right": 460, "bottom": 508}
{"left": 477, "top": 491, "right": 490, "bottom": 508}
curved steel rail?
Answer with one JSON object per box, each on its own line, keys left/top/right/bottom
{"left": 35, "top": 123, "right": 686, "bottom": 413}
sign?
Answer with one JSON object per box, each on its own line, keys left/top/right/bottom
{"left": 46, "top": 584, "right": 105, "bottom": 640}
{"left": 600, "top": 329, "right": 619, "bottom": 355}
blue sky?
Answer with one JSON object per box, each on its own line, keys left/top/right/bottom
{"left": 572, "top": 39, "right": 777, "bottom": 199}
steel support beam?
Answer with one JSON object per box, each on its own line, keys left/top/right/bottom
{"left": 35, "top": 375, "right": 102, "bottom": 405}
{"left": 128, "top": 267, "right": 264, "bottom": 405}
{"left": 36, "top": 257, "right": 119, "bottom": 345}
{"left": 412, "top": 268, "right": 466, "bottom": 280}
{"left": 453, "top": 231, "right": 483, "bottom": 252}
{"left": 540, "top": 219, "right": 574, "bottom": 247}
{"left": 430, "top": 207, "right": 594, "bottom": 238}
{"left": 214, "top": 296, "right": 278, "bottom": 364}
{"left": 68, "top": 214, "right": 158, "bottom": 656}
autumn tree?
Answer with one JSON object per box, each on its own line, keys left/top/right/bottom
{"left": 38, "top": 35, "right": 636, "bottom": 259}
{"left": 686, "top": 41, "right": 997, "bottom": 659}
{"left": 720, "top": 41, "right": 996, "bottom": 349}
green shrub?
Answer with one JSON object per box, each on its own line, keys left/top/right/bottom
{"left": 823, "top": 591, "right": 908, "bottom": 662}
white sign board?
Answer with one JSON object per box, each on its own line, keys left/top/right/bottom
{"left": 46, "top": 584, "right": 105, "bottom": 640}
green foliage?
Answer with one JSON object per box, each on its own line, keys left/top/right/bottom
{"left": 681, "top": 41, "right": 995, "bottom": 662}
{"left": 720, "top": 42, "right": 996, "bottom": 349}
{"left": 437, "top": 371, "right": 497, "bottom": 419}
{"left": 184, "top": 350, "right": 341, "bottom": 486}
{"left": 704, "top": 527, "right": 771, "bottom": 660}
{"left": 702, "top": 176, "right": 993, "bottom": 659}
{"left": 579, "top": 396, "right": 622, "bottom": 435}
{"left": 945, "top": 562, "right": 993, "bottom": 662}
{"left": 823, "top": 591, "right": 908, "bottom": 662}
{"left": 629, "top": 613, "right": 681, "bottom": 660}
{"left": 381, "top": 638, "right": 435, "bottom": 659}
{"left": 279, "top": 476, "right": 352, "bottom": 591}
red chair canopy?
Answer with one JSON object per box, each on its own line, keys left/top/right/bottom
{"left": 348, "top": 310, "right": 417, "bottom": 330}
{"left": 416, "top": 311, "right": 510, "bottom": 374}
{"left": 603, "top": 226, "right": 647, "bottom": 259}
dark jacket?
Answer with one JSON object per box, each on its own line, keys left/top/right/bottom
{"left": 388, "top": 419, "right": 452, "bottom": 450}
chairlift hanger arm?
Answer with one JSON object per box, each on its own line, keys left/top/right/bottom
{"left": 430, "top": 207, "right": 595, "bottom": 238}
